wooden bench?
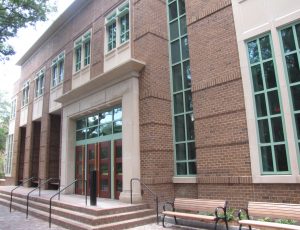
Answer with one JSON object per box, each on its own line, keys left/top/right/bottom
{"left": 238, "top": 202, "right": 300, "bottom": 230}
{"left": 162, "top": 198, "right": 228, "bottom": 230}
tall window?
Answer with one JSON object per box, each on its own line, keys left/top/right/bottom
{"left": 247, "top": 34, "right": 290, "bottom": 174}
{"left": 167, "top": 0, "right": 196, "bottom": 176}
{"left": 22, "top": 81, "right": 30, "bottom": 106}
{"left": 74, "top": 31, "right": 91, "bottom": 72}
{"left": 5, "top": 134, "right": 13, "bottom": 176}
{"left": 10, "top": 99, "right": 16, "bottom": 119}
{"left": 105, "top": 2, "right": 129, "bottom": 52}
{"left": 51, "top": 52, "right": 64, "bottom": 87}
{"left": 280, "top": 23, "right": 300, "bottom": 156}
{"left": 35, "top": 69, "right": 45, "bottom": 98}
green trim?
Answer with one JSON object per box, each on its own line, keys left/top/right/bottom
{"left": 167, "top": 0, "right": 196, "bottom": 176}
{"left": 246, "top": 33, "right": 291, "bottom": 175}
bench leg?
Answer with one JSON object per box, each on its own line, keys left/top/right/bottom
{"left": 214, "top": 219, "right": 220, "bottom": 230}
{"left": 162, "top": 215, "right": 166, "bottom": 228}
{"left": 225, "top": 219, "right": 228, "bottom": 230}
{"left": 174, "top": 216, "right": 177, "bottom": 225}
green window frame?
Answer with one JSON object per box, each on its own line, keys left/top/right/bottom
{"left": 247, "top": 34, "right": 290, "bottom": 174}
{"left": 22, "top": 80, "right": 29, "bottom": 107}
{"left": 5, "top": 134, "right": 13, "bottom": 176}
{"left": 35, "top": 69, "right": 45, "bottom": 98}
{"left": 107, "top": 21, "right": 116, "bottom": 51}
{"left": 76, "top": 106, "right": 122, "bottom": 144}
{"left": 75, "top": 41, "right": 82, "bottom": 72}
{"left": 10, "top": 99, "right": 16, "bottom": 119}
{"left": 83, "top": 32, "right": 91, "bottom": 66}
{"left": 279, "top": 22, "right": 300, "bottom": 158}
{"left": 74, "top": 31, "right": 91, "bottom": 72}
{"left": 167, "top": 0, "right": 196, "bottom": 176}
{"left": 51, "top": 52, "right": 64, "bottom": 87}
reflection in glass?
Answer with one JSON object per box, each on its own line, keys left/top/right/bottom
{"left": 170, "top": 20, "right": 179, "bottom": 40}
{"left": 188, "top": 142, "right": 196, "bottom": 160}
{"left": 76, "top": 118, "right": 86, "bottom": 130}
{"left": 261, "top": 146, "right": 274, "bottom": 172}
{"left": 251, "top": 65, "right": 263, "bottom": 92}
{"left": 76, "top": 129, "right": 86, "bottom": 141}
{"left": 259, "top": 36, "right": 272, "bottom": 60}
{"left": 114, "top": 107, "right": 122, "bottom": 120}
{"left": 100, "top": 123, "right": 113, "bottom": 136}
{"left": 183, "top": 61, "right": 191, "bottom": 88}
{"left": 174, "top": 93, "right": 184, "bottom": 114}
{"left": 180, "top": 16, "right": 187, "bottom": 35}
{"left": 263, "top": 61, "right": 277, "bottom": 89}
{"left": 185, "top": 90, "right": 193, "bottom": 112}
{"left": 176, "top": 143, "right": 186, "bottom": 160}
{"left": 281, "top": 27, "right": 296, "bottom": 53}
{"left": 275, "top": 145, "right": 288, "bottom": 171}
{"left": 271, "top": 117, "right": 284, "bottom": 142}
{"left": 285, "top": 54, "right": 300, "bottom": 83}
{"left": 188, "top": 162, "right": 196, "bottom": 175}
{"left": 186, "top": 113, "right": 195, "bottom": 140}
{"left": 87, "top": 126, "right": 98, "bottom": 139}
{"left": 255, "top": 94, "right": 267, "bottom": 117}
{"left": 88, "top": 115, "right": 98, "bottom": 126}
{"left": 175, "top": 115, "right": 185, "bottom": 142}
{"left": 113, "top": 121, "right": 122, "bottom": 133}
{"left": 248, "top": 40, "right": 260, "bottom": 64}
{"left": 181, "top": 36, "right": 189, "bottom": 60}
{"left": 172, "top": 64, "right": 182, "bottom": 92}
{"left": 291, "top": 85, "right": 300, "bottom": 111}
{"left": 169, "top": 2, "right": 178, "bottom": 21}
{"left": 268, "top": 91, "right": 280, "bottom": 115}
{"left": 258, "top": 119, "right": 270, "bottom": 143}
{"left": 178, "top": 0, "right": 185, "bottom": 15}
{"left": 171, "top": 40, "right": 181, "bottom": 64}
{"left": 100, "top": 111, "right": 113, "bottom": 124}
{"left": 177, "top": 162, "right": 187, "bottom": 175}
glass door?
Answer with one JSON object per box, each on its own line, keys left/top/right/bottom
{"left": 98, "top": 141, "right": 111, "bottom": 198}
{"left": 75, "top": 145, "right": 85, "bottom": 195}
{"left": 87, "top": 143, "right": 97, "bottom": 195}
{"left": 114, "top": 140, "right": 122, "bottom": 199}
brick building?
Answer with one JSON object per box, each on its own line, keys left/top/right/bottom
{"left": 3, "top": 0, "right": 300, "bottom": 208}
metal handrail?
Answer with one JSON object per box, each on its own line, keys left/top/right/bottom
{"left": 130, "top": 178, "right": 159, "bottom": 224}
{"left": 26, "top": 178, "right": 60, "bottom": 219}
{"left": 38, "top": 178, "right": 60, "bottom": 197}
{"left": 49, "top": 179, "right": 87, "bottom": 228}
{"left": 10, "top": 177, "right": 36, "bottom": 212}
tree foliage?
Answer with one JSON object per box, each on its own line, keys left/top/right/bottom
{"left": 0, "top": 0, "right": 56, "bottom": 62}
{"left": 0, "top": 91, "right": 10, "bottom": 155}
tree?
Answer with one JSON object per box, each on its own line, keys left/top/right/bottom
{"left": 0, "top": 0, "right": 56, "bottom": 62}
{"left": 0, "top": 91, "right": 10, "bottom": 154}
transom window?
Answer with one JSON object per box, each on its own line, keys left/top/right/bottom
{"left": 74, "top": 31, "right": 91, "bottom": 72}
{"left": 35, "top": 68, "right": 45, "bottom": 98}
{"left": 22, "top": 80, "right": 30, "bottom": 107}
{"left": 76, "top": 107, "right": 122, "bottom": 141}
{"left": 105, "top": 2, "right": 129, "bottom": 52}
{"left": 280, "top": 23, "right": 300, "bottom": 157}
{"left": 247, "top": 34, "right": 290, "bottom": 174}
{"left": 167, "top": 0, "right": 196, "bottom": 176}
{"left": 51, "top": 52, "right": 64, "bottom": 88}
{"left": 5, "top": 134, "right": 13, "bottom": 176}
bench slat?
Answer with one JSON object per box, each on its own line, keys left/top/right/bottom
{"left": 239, "top": 220, "right": 300, "bottom": 230}
{"left": 162, "top": 211, "right": 216, "bottom": 221}
{"left": 174, "top": 198, "right": 226, "bottom": 213}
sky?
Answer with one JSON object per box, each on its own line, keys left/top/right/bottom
{"left": 0, "top": 0, "right": 75, "bottom": 99}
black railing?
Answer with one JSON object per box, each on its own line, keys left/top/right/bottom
{"left": 26, "top": 178, "right": 60, "bottom": 219}
{"left": 10, "top": 177, "right": 36, "bottom": 212}
{"left": 39, "top": 178, "right": 60, "bottom": 197}
{"left": 49, "top": 179, "right": 87, "bottom": 228}
{"left": 130, "top": 178, "right": 159, "bottom": 224}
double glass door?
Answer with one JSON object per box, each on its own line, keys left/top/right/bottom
{"left": 75, "top": 139, "right": 122, "bottom": 199}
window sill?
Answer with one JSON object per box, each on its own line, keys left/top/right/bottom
{"left": 73, "top": 64, "right": 90, "bottom": 77}
{"left": 51, "top": 82, "right": 63, "bottom": 91}
{"left": 21, "top": 104, "right": 28, "bottom": 109}
{"left": 34, "top": 94, "right": 44, "bottom": 101}
{"left": 172, "top": 176, "right": 197, "bottom": 184}
{"left": 252, "top": 174, "right": 300, "bottom": 183}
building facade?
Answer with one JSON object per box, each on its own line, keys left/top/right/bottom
{"left": 3, "top": 0, "right": 300, "bottom": 207}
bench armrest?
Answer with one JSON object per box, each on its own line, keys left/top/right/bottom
{"left": 238, "top": 208, "right": 250, "bottom": 220}
{"left": 215, "top": 206, "right": 226, "bottom": 219}
{"left": 163, "top": 201, "right": 175, "bottom": 211}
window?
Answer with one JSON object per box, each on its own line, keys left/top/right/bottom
{"left": 105, "top": 2, "right": 129, "bottom": 52}
{"left": 51, "top": 52, "right": 64, "bottom": 87}
{"left": 167, "top": 0, "right": 196, "bottom": 176}
{"left": 5, "top": 134, "right": 13, "bottom": 176}
{"left": 74, "top": 31, "right": 91, "bottom": 72}
{"left": 22, "top": 81, "right": 30, "bottom": 106}
{"left": 247, "top": 34, "right": 290, "bottom": 174}
{"left": 10, "top": 99, "right": 16, "bottom": 119}
{"left": 76, "top": 107, "right": 122, "bottom": 142}
{"left": 280, "top": 23, "right": 300, "bottom": 157}
{"left": 35, "top": 68, "right": 45, "bottom": 98}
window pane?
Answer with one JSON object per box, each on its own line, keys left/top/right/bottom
{"left": 175, "top": 115, "right": 185, "bottom": 142}
{"left": 176, "top": 143, "right": 186, "bottom": 160}
{"left": 87, "top": 115, "right": 98, "bottom": 127}
{"left": 291, "top": 85, "right": 300, "bottom": 111}
{"left": 274, "top": 145, "right": 288, "bottom": 172}
{"left": 180, "top": 16, "right": 187, "bottom": 35}
{"left": 177, "top": 162, "right": 187, "bottom": 175}
{"left": 248, "top": 40, "right": 260, "bottom": 64}
{"left": 259, "top": 36, "right": 272, "bottom": 60}
{"left": 186, "top": 113, "right": 195, "bottom": 141}
{"left": 296, "top": 24, "right": 300, "bottom": 47}
{"left": 255, "top": 94, "right": 267, "bottom": 117}
{"left": 285, "top": 54, "right": 300, "bottom": 83}
{"left": 113, "top": 121, "right": 122, "bottom": 133}
{"left": 251, "top": 65, "right": 264, "bottom": 92}
{"left": 100, "top": 111, "right": 113, "bottom": 124}
{"left": 169, "top": 2, "right": 178, "bottom": 21}
{"left": 268, "top": 91, "right": 280, "bottom": 115}
{"left": 87, "top": 126, "right": 98, "bottom": 139}
{"left": 174, "top": 93, "right": 184, "bottom": 114}
{"left": 183, "top": 61, "right": 191, "bottom": 88}
{"left": 185, "top": 90, "right": 193, "bottom": 112}
{"left": 296, "top": 114, "right": 300, "bottom": 139}
{"left": 181, "top": 36, "right": 189, "bottom": 60}
{"left": 172, "top": 64, "right": 182, "bottom": 92}
{"left": 261, "top": 146, "right": 274, "bottom": 172}
{"left": 88, "top": 148, "right": 95, "bottom": 160}
{"left": 114, "top": 107, "right": 122, "bottom": 120}
{"left": 76, "top": 118, "right": 86, "bottom": 130}
{"left": 170, "top": 20, "right": 179, "bottom": 40}
{"left": 271, "top": 117, "right": 284, "bottom": 142}
{"left": 178, "top": 0, "right": 186, "bottom": 15}
{"left": 171, "top": 40, "right": 181, "bottom": 64}
{"left": 188, "top": 162, "right": 196, "bottom": 175}
{"left": 281, "top": 27, "right": 296, "bottom": 53}
{"left": 263, "top": 61, "right": 277, "bottom": 89}
{"left": 76, "top": 129, "right": 86, "bottom": 141}
{"left": 188, "top": 142, "right": 195, "bottom": 160}
{"left": 258, "top": 119, "right": 270, "bottom": 143}
{"left": 99, "top": 123, "right": 112, "bottom": 136}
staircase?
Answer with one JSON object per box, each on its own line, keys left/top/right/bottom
{"left": 0, "top": 188, "right": 157, "bottom": 230}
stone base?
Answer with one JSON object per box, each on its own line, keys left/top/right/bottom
{"left": 119, "top": 190, "right": 142, "bottom": 204}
